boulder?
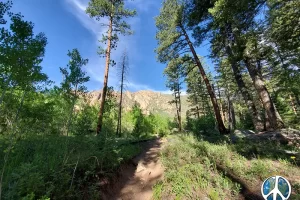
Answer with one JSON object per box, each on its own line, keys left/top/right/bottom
{"left": 230, "top": 129, "right": 255, "bottom": 143}
{"left": 248, "top": 128, "right": 300, "bottom": 148}
{"left": 231, "top": 128, "right": 300, "bottom": 151}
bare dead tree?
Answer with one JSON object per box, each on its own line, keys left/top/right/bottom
{"left": 116, "top": 49, "right": 129, "bottom": 137}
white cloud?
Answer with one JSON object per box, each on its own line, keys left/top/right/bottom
{"left": 154, "top": 90, "right": 187, "bottom": 95}
{"left": 64, "top": 0, "right": 107, "bottom": 42}
{"left": 71, "top": 0, "right": 86, "bottom": 11}
{"left": 85, "top": 57, "right": 119, "bottom": 86}
{"left": 125, "top": 81, "right": 152, "bottom": 91}
{"left": 63, "top": 0, "right": 160, "bottom": 92}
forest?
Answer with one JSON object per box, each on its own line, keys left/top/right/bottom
{"left": 0, "top": 0, "right": 300, "bottom": 199}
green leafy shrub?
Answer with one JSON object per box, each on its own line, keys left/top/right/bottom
{"left": 0, "top": 135, "right": 140, "bottom": 199}
{"left": 73, "top": 105, "right": 98, "bottom": 135}
{"left": 185, "top": 114, "right": 216, "bottom": 135}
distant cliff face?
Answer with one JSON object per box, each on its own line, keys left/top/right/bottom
{"left": 88, "top": 90, "right": 189, "bottom": 117}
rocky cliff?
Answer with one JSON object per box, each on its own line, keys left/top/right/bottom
{"left": 88, "top": 90, "right": 189, "bottom": 117}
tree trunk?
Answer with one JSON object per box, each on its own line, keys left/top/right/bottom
{"left": 225, "top": 45, "right": 264, "bottom": 131}
{"left": 201, "top": 96, "right": 206, "bottom": 117}
{"left": 0, "top": 87, "right": 7, "bottom": 106}
{"left": 96, "top": 16, "right": 113, "bottom": 135}
{"left": 295, "top": 94, "right": 300, "bottom": 107}
{"left": 244, "top": 58, "right": 284, "bottom": 130}
{"left": 66, "top": 86, "right": 78, "bottom": 136}
{"left": 225, "top": 87, "right": 236, "bottom": 132}
{"left": 116, "top": 55, "right": 126, "bottom": 137}
{"left": 294, "top": 94, "right": 300, "bottom": 107}
{"left": 178, "top": 91, "right": 182, "bottom": 132}
{"left": 196, "top": 106, "right": 200, "bottom": 119}
{"left": 216, "top": 84, "right": 226, "bottom": 123}
{"left": 228, "top": 96, "right": 236, "bottom": 131}
{"left": 181, "top": 26, "right": 228, "bottom": 134}
{"left": 263, "top": 109, "right": 271, "bottom": 131}
{"left": 175, "top": 90, "right": 182, "bottom": 132}
{"left": 289, "top": 94, "right": 297, "bottom": 115}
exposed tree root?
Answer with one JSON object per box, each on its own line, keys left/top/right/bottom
{"left": 215, "top": 162, "right": 264, "bottom": 200}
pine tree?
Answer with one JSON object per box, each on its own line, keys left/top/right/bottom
{"left": 164, "top": 56, "right": 185, "bottom": 131}
{"left": 188, "top": 0, "right": 285, "bottom": 130}
{"left": 185, "top": 58, "right": 212, "bottom": 118}
{"left": 86, "top": 0, "right": 136, "bottom": 134}
{"left": 214, "top": 59, "right": 238, "bottom": 131}
{"left": 155, "top": 0, "right": 228, "bottom": 134}
{"left": 267, "top": 0, "right": 300, "bottom": 65}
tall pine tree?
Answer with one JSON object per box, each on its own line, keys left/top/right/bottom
{"left": 156, "top": 0, "right": 228, "bottom": 134}
{"left": 86, "top": 0, "right": 136, "bottom": 134}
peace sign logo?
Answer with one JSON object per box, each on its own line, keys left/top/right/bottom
{"left": 261, "top": 176, "right": 291, "bottom": 200}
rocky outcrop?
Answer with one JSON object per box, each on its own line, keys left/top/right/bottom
{"left": 88, "top": 90, "right": 189, "bottom": 117}
{"left": 231, "top": 128, "right": 300, "bottom": 153}
{"left": 248, "top": 128, "right": 300, "bottom": 147}
{"left": 230, "top": 129, "right": 256, "bottom": 143}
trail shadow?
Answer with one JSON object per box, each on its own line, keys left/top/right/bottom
{"left": 185, "top": 135, "right": 264, "bottom": 200}
{"left": 190, "top": 133, "right": 299, "bottom": 199}
{"left": 230, "top": 139, "right": 299, "bottom": 161}
{"left": 99, "top": 138, "right": 163, "bottom": 200}
{"left": 196, "top": 133, "right": 298, "bottom": 163}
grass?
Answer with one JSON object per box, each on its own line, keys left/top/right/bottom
{"left": 154, "top": 134, "right": 300, "bottom": 199}
{"left": 229, "top": 138, "right": 300, "bottom": 162}
{"left": 0, "top": 134, "right": 141, "bottom": 200}
{"left": 153, "top": 134, "right": 241, "bottom": 200}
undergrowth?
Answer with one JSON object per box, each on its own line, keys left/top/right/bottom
{"left": 153, "top": 134, "right": 241, "bottom": 200}
{"left": 154, "top": 134, "right": 300, "bottom": 199}
{"left": 0, "top": 135, "right": 141, "bottom": 199}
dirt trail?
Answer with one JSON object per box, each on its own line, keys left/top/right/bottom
{"left": 101, "top": 138, "right": 165, "bottom": 200}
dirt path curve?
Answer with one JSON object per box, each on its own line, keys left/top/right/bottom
{"left": 102, "top": 138, "right": 165, "bottom": 200}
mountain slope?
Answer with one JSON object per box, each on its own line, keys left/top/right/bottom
{"left": 88, "top": 90, "right": 189, "bottom": 117}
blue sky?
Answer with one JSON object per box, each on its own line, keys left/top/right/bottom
{"left": 9, "top": 0, "right": 214, "bottom": 93}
